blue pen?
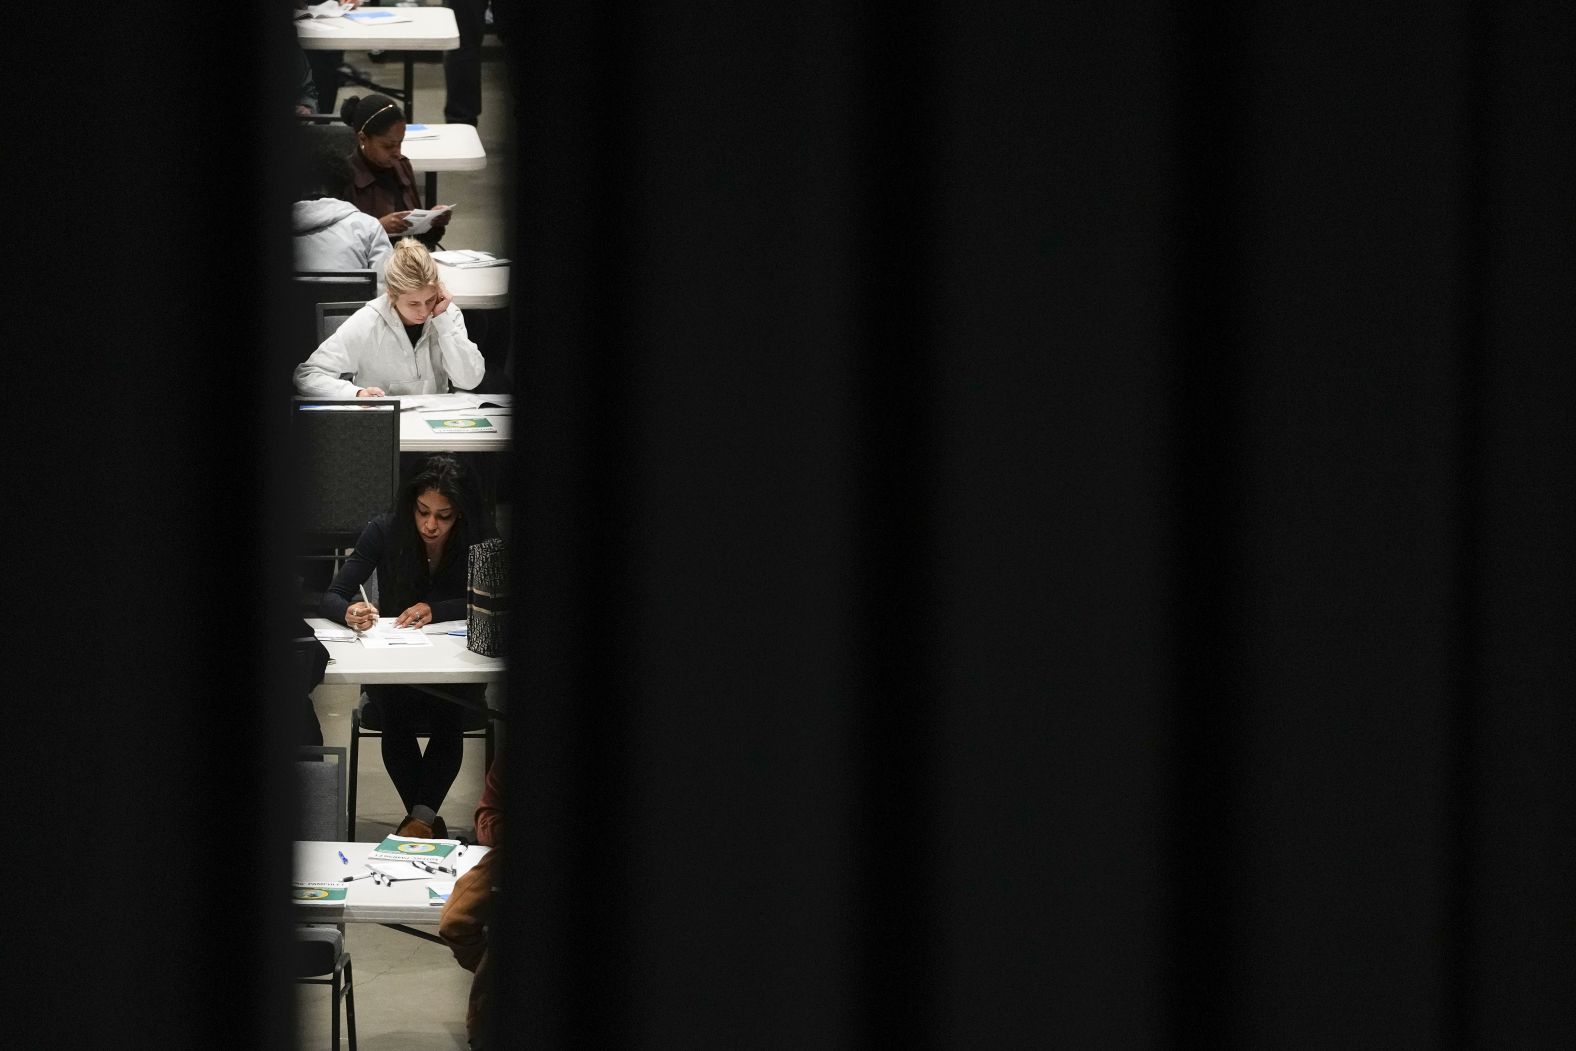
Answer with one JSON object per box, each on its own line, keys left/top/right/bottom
{"left": 338, "top": 851, "right": 349, "bottom": 865}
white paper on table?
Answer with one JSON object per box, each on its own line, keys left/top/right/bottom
{"left": 403, "top": 123, "right": 440, "bottom": 140}
{"left": 367, "top": 861, "right": 431, "bottom": 882}
{"left": 401, "top": 205, "right": 455, "bottom": 237}
{"left": 358, "top": 621, "right": 435, "bottom": 649}
{"left": 422, "top": 619, "right": 468, "bottom": 635}
{"left": 453, "top": 846, "right": 490, "bottom": 878}
{"left": 296, "top": 1, "right": 350, "bottom": 19}
{"left": 394, "top": 393, "right": 510, "bottom": 412}
{"left": 433, "top": 249, "right": 509, "bottom": 268}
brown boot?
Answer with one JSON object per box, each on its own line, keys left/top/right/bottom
{"left": 394, "top": 804, "right": 447, "bottom": 839}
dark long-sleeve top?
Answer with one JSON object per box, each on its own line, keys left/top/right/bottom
{"left": 322, "top": 512, "right": 482, "bottom": 625}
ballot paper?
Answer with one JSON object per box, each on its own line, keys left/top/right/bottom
{"left": 401, "top": 205, "right": 455, "bottom": 237}
{"left": 403, "top": 123, "right": 440, "bottom": 140}
{"left": 358, "top": 620, "right": 434, "bottom": 649}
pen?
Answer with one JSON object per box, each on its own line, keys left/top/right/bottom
{"left": 343, "top": 871, "right": 375, "bottom": 882}
{"left": 338, "top": 851, "right": 349, "bottom": 865}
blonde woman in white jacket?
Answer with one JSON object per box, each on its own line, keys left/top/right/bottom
{"left": 294, "top": 238, "right": 485, "bottom": 398}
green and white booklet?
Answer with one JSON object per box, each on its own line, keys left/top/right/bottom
{"left": 367, "top": 834, "right": 462, "bottom": 863}
{"left": 425, "top": 416, "right": 496, "bottom": 432}
{"left": 292, "top": 882, "right": 349, "bottom": 904}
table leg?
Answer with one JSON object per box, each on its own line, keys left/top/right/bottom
{"left": 403, "top": 56, "right": 416, "bottom": 122}
{"left": 425, "top": 171, "right": 439, "bottom": 207}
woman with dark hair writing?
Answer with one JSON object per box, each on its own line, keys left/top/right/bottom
{"left": 323, "top": 454, "right": 495, "bottom": 830}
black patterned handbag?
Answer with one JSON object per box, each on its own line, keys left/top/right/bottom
{"left": 466, "top": 538, "right": 508, "bottom": 657}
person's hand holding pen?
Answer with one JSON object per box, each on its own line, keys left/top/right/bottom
{"left": 348, "top": 584, "right": 379, "bottom": 631}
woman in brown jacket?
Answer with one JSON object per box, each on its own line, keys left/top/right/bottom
{"left": 339, "top": 92, "right": 449, "bottom": 250}
{"left": 440, "top": 762, "right": 500, "bottom": 1048}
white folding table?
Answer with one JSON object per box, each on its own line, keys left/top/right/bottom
{"left": 296, "top": 7, "right": 460, "bottom": 123}
{"left": 307, "top": 617, "right": 504, "bottom": 686}
{"left": 403, "top": 123, "right": 488, "bottom": 204}
{"left": 295, "top": 840, "right": 492, "bottom": 926}
{"left": 336, "top": 394, "right": 510, "bottom": 453}
{"left": 437, "top": 259, "right": 509, "bottom": 311}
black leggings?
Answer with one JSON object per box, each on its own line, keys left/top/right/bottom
{"left": 367, "top": 684, "right": 482, "bottom": 815}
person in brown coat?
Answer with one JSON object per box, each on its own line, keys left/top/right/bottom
{"left": 339, "top": 93, "right": 450, "bottom": 251}
{"left": 440, "top": 761, "right": 500, "bottom": 1048}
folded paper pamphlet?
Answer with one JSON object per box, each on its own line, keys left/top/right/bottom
{"left": 402, "top": 205, "right": 456, "bottom": 237}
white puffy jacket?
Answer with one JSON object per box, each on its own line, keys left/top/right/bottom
{"left": 292, "top": 197, "right": 393, "bottom": 292}
{"left": 293, "top": 294, "right": 485, "bottom": 398}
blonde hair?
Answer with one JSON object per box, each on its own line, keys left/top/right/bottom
{"left": 385, "top": 237, "right": 439, "bottom": 297}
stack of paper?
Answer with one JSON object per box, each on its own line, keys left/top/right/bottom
{"left": 433, "top": 249, "right": 510, "bottom": 268}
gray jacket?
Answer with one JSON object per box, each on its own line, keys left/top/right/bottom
{"left": 293, "top": 294, "right": 485, "bottom": 398}
{"left": 292, "top": 198, "right": 393, "bottom": 292}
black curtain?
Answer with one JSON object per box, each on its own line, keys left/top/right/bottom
{"left": 501, "top": 2, "right": 1576, "bottom": 1047}
{"left": 6, "top": 2, "right": 1573, "bottom": 1046}
{"left": 6, "top": 7, "right": 302, "bottom": 1048}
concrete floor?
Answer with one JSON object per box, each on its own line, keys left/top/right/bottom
{"left": 297, "top": 28, "right": 512, "bottom": 1049}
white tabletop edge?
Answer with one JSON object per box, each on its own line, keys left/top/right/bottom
{"left": 296, "top": 7, "right": 459, "bottom": 50}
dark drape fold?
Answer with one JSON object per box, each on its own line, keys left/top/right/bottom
{"left": 7, "top": 9, "right": 302, "bottom": 1049}
{"left": 501, "top": 2, "right": 1576, "bottom": 1047}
